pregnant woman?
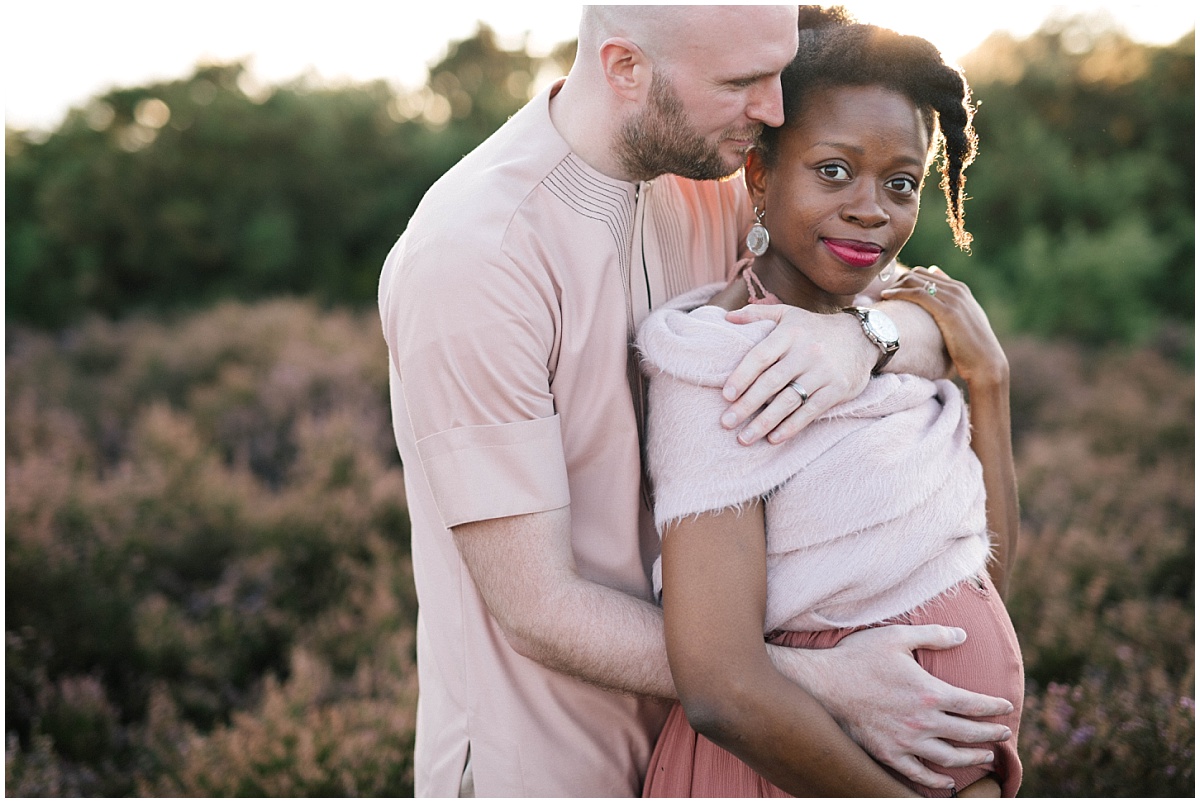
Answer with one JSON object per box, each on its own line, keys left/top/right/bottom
{"left": 639, "top": 10, "right": 1023, "bottom": 798}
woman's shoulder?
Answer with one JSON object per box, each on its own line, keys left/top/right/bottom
{"left": 637, "top": 284, "right": 777, "bottom": 386}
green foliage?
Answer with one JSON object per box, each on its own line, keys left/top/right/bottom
{"left": 900, "top": 18, "right": 1194, "bottom": 346}
{"left": 6, "top": 26, "right": 563, "bottom": 329}
{"left": 7, "top": 20, "right": 1194, "bottom": 347}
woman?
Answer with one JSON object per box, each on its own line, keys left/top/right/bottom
{"left": 638, "top": 11, "right": 1022, "bottom": 798}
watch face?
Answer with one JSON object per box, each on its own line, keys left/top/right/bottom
{"left": 864, "top": 308, "right": 899, "bottom": 344}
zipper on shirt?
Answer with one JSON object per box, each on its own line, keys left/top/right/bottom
{"left": 631, "top": 180, "right": 655, "bottom": 511}
{"left": 635, "top": 181, "right": 654, "bottom": 317}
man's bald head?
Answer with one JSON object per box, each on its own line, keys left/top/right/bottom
{"left": 580, "top": 5, "right": 797, "bottom": 70}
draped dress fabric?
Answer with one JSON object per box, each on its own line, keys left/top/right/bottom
{"left": 637, "top": 283, "right": 1023, "bottom": 797}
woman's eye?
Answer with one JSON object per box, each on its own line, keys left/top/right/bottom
{"left": 888, "top": 176, "right": 918, "bottom": 194}
{"left": 818, "top": 164, "right": 849, "bottom": 180}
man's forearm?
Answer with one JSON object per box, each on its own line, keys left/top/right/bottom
{"left": 877, "top": 298, "right": 951, "bottom": 379}
{"left": 508, "top": 568, "right": 677, "bottom": 699}
{"left": 454, "top": 507, "right": 677, "bottom": 700}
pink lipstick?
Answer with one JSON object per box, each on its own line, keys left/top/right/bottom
{"left": 824, "top": 239, "right": 883, "bottom": 268}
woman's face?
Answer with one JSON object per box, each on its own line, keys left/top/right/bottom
{"left": 750, "top": 84, "right": 931, "bottom": 307}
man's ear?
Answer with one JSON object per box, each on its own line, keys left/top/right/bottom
{"left": 744, "top": 147, "right": 769, "bottom": 209}
{"left": 598, "top": 37, "right": 651, "bottom": 102}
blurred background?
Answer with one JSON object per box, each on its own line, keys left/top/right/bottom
{"left": 5, "top": 2, "right": 1194, "bottom": 796}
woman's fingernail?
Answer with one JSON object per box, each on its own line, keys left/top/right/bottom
{"left": 721, "top": 411, "right": 737, "bottom": 428}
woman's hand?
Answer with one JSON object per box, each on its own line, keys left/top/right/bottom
{"left": 881, "top": 266, "right": 1007, "bottom": 389}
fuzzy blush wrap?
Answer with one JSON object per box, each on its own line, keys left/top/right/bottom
{"left": 639, "top": 285, "right": 992, "bottom": 632}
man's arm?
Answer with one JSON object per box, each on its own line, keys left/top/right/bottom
{"left": 453, "top": 506, "right": 676, "bottom": 698}
{"left": 718, "top": 296, "right": 950, "bottom": 444}
{"left": 452, "top": 506, "right": 1013, "bottom": 788}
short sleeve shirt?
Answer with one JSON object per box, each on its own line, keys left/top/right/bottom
{"left": 379, "top": 80, "right": 750, "bottom": 796}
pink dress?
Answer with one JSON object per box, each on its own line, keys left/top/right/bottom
{"left": 641, "top": 265, "right": 1023, "bottom": 797}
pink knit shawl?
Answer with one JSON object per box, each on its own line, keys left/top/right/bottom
{"left": 638, "top": 285, "right": 992, "bottom": 632}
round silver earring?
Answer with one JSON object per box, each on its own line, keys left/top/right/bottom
{"left": 746, "top": 206, "right": 769, "bottom": 256}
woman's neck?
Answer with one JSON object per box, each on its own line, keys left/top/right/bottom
{"left": 750, "top": 252, "right": 853, "bottom": 315}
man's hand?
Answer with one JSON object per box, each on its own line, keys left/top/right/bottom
{"left": 770, "top": 624, "right": 1015, "bottom": 790}
{"left": 720, "top": 304, "right": 875, "bottom": 444}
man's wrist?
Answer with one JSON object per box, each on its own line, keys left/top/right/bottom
{"left": 872, "top": 300, "right": 952, "bottom": 379}
{"left": 842, "top": 306, "right": 900, "bottom": 375}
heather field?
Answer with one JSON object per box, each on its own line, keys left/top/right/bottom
{"left": 4, "top": 299, "right": 1193, "bottom": 796}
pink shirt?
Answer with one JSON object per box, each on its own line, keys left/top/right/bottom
{"left": 378, "top": 81, "right": 749, "bottom": 796}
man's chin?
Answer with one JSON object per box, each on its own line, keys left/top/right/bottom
{"left": 718, "top": 144, "right": 753, "bottom": 173}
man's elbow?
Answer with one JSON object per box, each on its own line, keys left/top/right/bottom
{"left": 488, "top": 611, "right": 548, "bottom": 662}
{"left": 505, "top": 627, "right": 568, "bottom": 668}
{"left": 486, "top": 600, "right": 572, "bottom": 669}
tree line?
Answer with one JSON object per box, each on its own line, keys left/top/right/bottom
{"left": 6, "top": 20, "right": 1194, "bottom": 348}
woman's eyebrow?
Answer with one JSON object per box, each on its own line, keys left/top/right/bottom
{"left": 813, "top": 140, "right": 926, "bottom": 168}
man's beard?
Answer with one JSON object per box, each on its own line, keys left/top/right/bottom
{"left": 616, "top": 71, "right": 761, "bottom": 182}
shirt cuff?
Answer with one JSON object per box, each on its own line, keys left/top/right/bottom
{"left": 416, "top": 415, "right": 571, "bottom": 528}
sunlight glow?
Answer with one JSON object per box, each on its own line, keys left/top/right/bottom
{"left": 3, "top": 1, "right": 1194, "bottom": 131}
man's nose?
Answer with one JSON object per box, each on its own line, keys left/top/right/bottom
{"left": 747, "top": 77, "right": 785, "bottom": 128}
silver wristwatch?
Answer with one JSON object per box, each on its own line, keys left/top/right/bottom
{"left": 843, "top": 306, "right": 899, "bottom": 374}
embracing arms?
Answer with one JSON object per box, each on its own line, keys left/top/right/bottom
{"left": 719, "top": 288, "right": 951, "bottom": 444}
{"left": 455, "top": 502, "right": 1012, "bottom": 790}
{"left": 451, "top": 286, "right": 1011, "bottom": 788}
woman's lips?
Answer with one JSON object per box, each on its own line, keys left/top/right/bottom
{"left": 824, "top": 238, "right": 883, "bottom": 268}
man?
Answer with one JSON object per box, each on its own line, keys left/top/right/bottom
{"left": 379, "top": 6, "right": 1013, "bottom": 796}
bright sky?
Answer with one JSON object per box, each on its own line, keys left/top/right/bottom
{"left": 4, "top": 1, "right": 1194, "bottom": 131}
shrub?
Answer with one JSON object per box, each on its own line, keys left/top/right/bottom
{"left": 4, "top": 304, "right": 1193, "bottom": 796}
{"left": 5, "top": 299, "right": 415, "bottom": 795}
{"left": 1004, "top": 339, "right": 1194, "bottom": 795}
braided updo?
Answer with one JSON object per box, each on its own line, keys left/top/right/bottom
{"left": 759, "top": 7, "right": 979, "bottom": 250}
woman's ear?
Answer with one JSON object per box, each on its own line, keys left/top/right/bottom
{"left": 743, "top": 147, "right": 769, "bottom": 209}
{"left": 598, "top": 37, "right": 650, "bottom": 102}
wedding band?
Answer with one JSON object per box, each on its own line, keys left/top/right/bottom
{"left": 787, "top": 380, "right": 809, "bottom": 405}
{"left": 925, "top": 280, "right": 938, "bottom": 297}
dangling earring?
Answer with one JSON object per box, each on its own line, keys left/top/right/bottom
{"left": 746, "top": 206, "right": 770, "bottom": 256}
{"left": 878, "top": 260, "right": 895, "bottom": 283}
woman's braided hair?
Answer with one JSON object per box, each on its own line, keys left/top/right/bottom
{"left": 759, "top": 7, "right": 979, "bottom": 250}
